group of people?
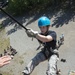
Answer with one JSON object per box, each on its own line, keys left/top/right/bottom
{"left": 0, "top": 16, "right": 62, "bottom": 75}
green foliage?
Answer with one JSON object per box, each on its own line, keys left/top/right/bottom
{"left": 6, "top": 0, "right": 75, "bottom": 16}
{"left": 7, "top": 0, "right": 29, "bottom": 15}
{"left": 6, "top": 0, "right": 52, "bottom": 15}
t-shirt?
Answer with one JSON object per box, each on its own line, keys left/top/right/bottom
{"left": 38, "top": 30, "right": 57, "bottom": 58}
{"left": 38, "top": 30, "right": 57, "bottom": 50}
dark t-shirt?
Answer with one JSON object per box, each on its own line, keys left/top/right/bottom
{"left": 38, "top": 30, "right": 57, "bottom": 58}
{"left": 44, "top": 30, "right": 57, "bottom": 49}
{"left": 38, "top": 30, "right": 57, "bottom": 50}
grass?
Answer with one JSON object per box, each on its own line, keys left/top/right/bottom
{"left": 0, "top": 24, "right": 3, "bottom": 29}
{"left": 0, "top": 29, "right": 10, "bottom": 54}
{"left": 19, "top": 60, "right": 24, "bottom": 65}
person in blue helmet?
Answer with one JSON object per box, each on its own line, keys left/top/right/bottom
{"left": 22, "top": 16, "right": 59, "bottom": 75}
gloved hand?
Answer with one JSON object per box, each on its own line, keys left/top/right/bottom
{"left": 26, "top": 28, "right": 38, "bottom": 38}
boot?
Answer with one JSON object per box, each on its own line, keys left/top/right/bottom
{"left": 22, "top": 67, "right": 30, "bottom": 75}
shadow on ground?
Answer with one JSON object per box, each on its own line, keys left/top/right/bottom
{"left": 0, "top": 6, "right": 75, "bottom": 35}
{"left": 51, "top": 9, "right": 75, "bottom": 28}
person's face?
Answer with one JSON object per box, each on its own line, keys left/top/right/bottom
{"left": 39, "top": 26, "right": 49, "bottom": 34}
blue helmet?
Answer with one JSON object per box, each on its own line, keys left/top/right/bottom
{"left": 38, "top": 16, "right": 51, "bottom": 27}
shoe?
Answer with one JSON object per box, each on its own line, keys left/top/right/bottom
{"left": 22, "top": 72, "right": 29, "bottom": 75}
{"left": 22, "top": 67, "right": 30, "bottom": 75}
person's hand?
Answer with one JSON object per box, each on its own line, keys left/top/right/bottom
{"left": 26, "top": 29, "right": 38, "bottom": 38}
{"left": 0, "top": 55, "right": 11, "bottom": 67}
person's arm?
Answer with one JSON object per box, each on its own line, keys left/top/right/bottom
{"left": 0, "top": 55, "right": 11, "bottom": 67}
{"left": 36, "top": 34, "right": 53, "bottom": 43}
{"left": 25, "top": 29, "right": 56, "bottom": 43}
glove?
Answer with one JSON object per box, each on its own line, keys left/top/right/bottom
{"left": 26, "top": 29, "right": 38, "bottom": 38}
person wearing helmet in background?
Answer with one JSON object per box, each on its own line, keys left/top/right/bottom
{"left": 22, "top": 16, "right": 59, "bottom": 75}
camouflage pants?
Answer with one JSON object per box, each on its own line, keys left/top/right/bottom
{"left": 23, "top": 52, "right": 59, "bottom": 75}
